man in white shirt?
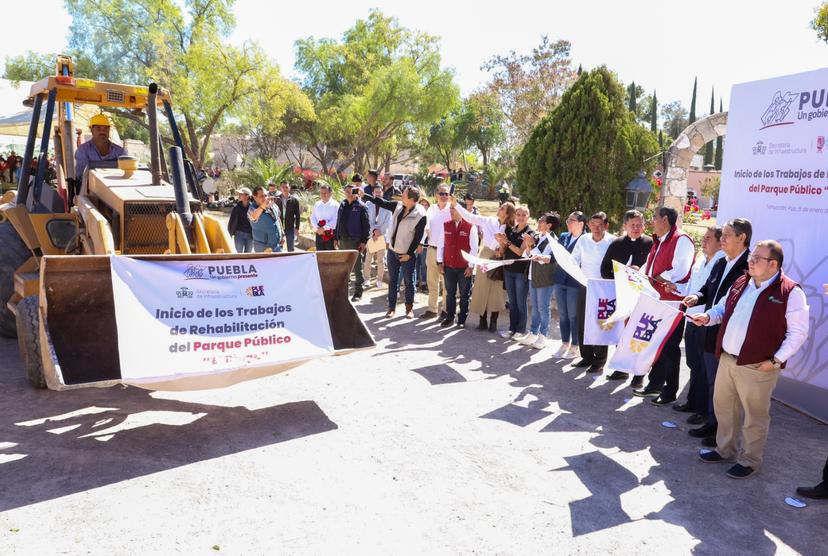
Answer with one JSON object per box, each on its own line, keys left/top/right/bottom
{"left": 673, "top": 226, "right": 724, "bottom": 423}
{"left": 691, "top": 240, "right": 809, "bottom": 479}
{"left": 421, "top": 184, "right": 452, "bottom": 319}
{"left": 571, "top": 211, "right": 615, "bottom": 373}
{"left": 310, "top": 184, "right": 339, "bottom": 251}
{"left": 634, "top": 207, "right": 696, "bottom": 405}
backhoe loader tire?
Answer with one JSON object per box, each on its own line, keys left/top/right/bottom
{"left": 16, "top": 295, "right": 46, "bottom": 389}
{"left": 0, "top": 221, "right": 31, "bottom": 338}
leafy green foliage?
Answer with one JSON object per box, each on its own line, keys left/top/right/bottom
{"left": 459, "top": 90, "right": 506, "bottom": 167}
{"left": 516, "top": 66, "right": 659, "bottom": 224}
{"left": 812, "top": 2, "right": 828, "bottom": 42}
{"left": 689, "top": 77, "right": 697, "bottom": 124}
{"left": 238, "top": 159, "right": 293, "bottom": 188}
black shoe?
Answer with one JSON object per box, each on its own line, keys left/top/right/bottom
{"left": 573, "top": 359, "right": 592, "bottom": 368}
{"left": 633, "top": 387, "right": 661, "bottom": 398}
{"left": 689, "top": 424, "right": 717, "bottom": 438}
{"left": 796, "top": 482, "right": 828, "bottom": 499}
{"left": 726, "top": 464, "right": 756, "bottom": 479}
{"left": 477, "top": 316, "right": 488, "bottom": 330}
{"left": 651, "top": 395, "right": 677, "bottom": 406}
{"left": 698, "top": 450, "right": 731, "bottom": 464}
{"left": 587, "top": 366, "right": 604, "bottom": 374}
{"left": 630, "top": 376, "right": 644, "bottom": 388}
{"left": 606, "top": 371, "right": 629, "bottom": 380}
{"left": 439, "top": 310, "right": 448, "bottom": 321}
{"left": 440, "top": 317, "right": 454, "bottom": 328}
{"left": 419, "top": 310, "right": 438, "bottom": 319}
{"left": 686, "top": 413, "right": 706, "bottom": 425}
{"left": 351, "top": 294, "right": 362, "bottom": 302}
{"left": 672, "top": 402, "right": 695, "bottom": 413}
{"left": 701, "top": 435, "right": 717, "bottom": 448}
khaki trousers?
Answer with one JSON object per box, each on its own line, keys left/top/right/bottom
{"left": 363, "top": 248, "right": 386, "bottom": 283}
{"left": 426, "top": 246, "right": 444, "bottom": 313}
{"left": 714, "top": 352, "right": 781, "bottom": 469}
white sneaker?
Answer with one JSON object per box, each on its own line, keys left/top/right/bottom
{"left": 555, "top": 343, "right": 571, "bottom": 357}
{"left": 532, "top": 335, "right": 547, "bottom": 349}
{"left": 565, "top": 345, "right": 580, "bottom": 359}
{"left": 518, "top": 333, "right": 537, "bottom": 346}
{"left": 499, "top": 330, "right": 515, "bottom": 339}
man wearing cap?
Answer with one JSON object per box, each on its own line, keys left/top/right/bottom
{"left": 228, "top": 187, "right": 254, "bottom": 253}
{"left": 75, "top": 113, "right": 127, "bottom": 182}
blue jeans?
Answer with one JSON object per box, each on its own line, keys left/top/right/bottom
{"left": 415, "top": 250, "right": 428, "bottom": 286}
{"left": 387, "top": 251, "right": 415, "bottom": 308}
{"left": 285, "top": 228, "right": 297, "bottom": 252}
{"left": 253, "top": 241, "right": 281, "bottom": 253}
{"left": 504, "top": 270, "right": 529, "bottom": 334}
{"left": 444, "top": 266, "right": 472, "bottom": 322}
{"left": 234, "top": 231, "right": 253, "bottom": 253}
{"left": 555, "top": 284, "right": 579, "bottom": 344}
{"left": 529, "top": 284, "right": 554, "bottom": 336}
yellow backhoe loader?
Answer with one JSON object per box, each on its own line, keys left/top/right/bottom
{"left": 0, "top": 56, "right": 372, "bottom": 390}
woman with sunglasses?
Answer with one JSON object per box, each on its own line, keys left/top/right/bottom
{"left": 552, "top": 211, "right": 586, "bottom": 358}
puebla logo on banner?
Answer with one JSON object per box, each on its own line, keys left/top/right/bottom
{"left": 583, "top": 279, "right": 623, "bottom": 346}
{"left": 608, "top": 295, "right": 684, "bottom": 376}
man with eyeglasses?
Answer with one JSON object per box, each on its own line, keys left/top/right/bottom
{"left": 682, "top": 219, "right": 751, "bottom": 446}
{"left": 690, "top": 240, "right": 809, "bottom": 479}
{"left": 421, "top": 184, "right": 452, "bottom": 319}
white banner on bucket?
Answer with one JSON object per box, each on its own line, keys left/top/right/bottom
{"left": 609, "top": 294, "right": 684, "bottom": 376}
{"left": 583, "top": 279, "right": 624, "bottom": 346}
{"left": 110, "top": 254, "right": 334, "bottom": 383}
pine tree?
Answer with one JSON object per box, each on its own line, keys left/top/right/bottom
{"left": 704, "top": 87, "right": 715, "bottom": 166}
{"left": 659, "top": 130, "right": 664, "bottom": 149}
{"left": 577, "top": 64, "right": 583, "bottom": 75}
{"left": 517, "top": 66, "right": 659, "bottom": 222}
{"left": 650, "top": 90, "right": 658, "bottom": 132}
{"left": 628, "top": 81, "right": 637, "bottom": 113}
{"left": 715, "top": 98, "right": 724, "bottom": 170}
{"left": 689, "top": 77, "right": 697, "bottom": 124}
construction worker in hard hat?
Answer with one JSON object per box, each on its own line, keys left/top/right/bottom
{"left": 74, "top": 112, "right": 127, "bottom": 182}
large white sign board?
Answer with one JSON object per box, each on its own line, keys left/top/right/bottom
{"left": 719, "top": 68, "right": 828, "bottom": 421}
{"left": 110, "top": 254, "right": 334, "bottom": 384}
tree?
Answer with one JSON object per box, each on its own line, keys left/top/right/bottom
{"left": 661, "top": 100, "right": 689, "bottom": 139}
{"left": 701, "top": 175, "right": 720, "bottom": 207}
{"left": 715, "top": 98, "right": 724, "bottom": 170}
{"left": 650, "top": 90, "right": 658, "bottom": 133}
{"left": 516, "top": 66, "right": 659, "bottom": 223}
{"left": 459, "top": 90, "right": 506, "bottom": 168}
{"left": 481, "top": 36, "right": 576, "bottom": 148}
{"left": 294, "top": 10, "right": 459, "bottom": 175}
{"left": 63, "top": 0, "right": 305, "bottom": 169}
{"left": 426, "top": 111, "right": 465, "bottom": 172}
{"left": 704, "top": 87, "right": 715, "bottom": 166}
{"left": 811, "top": 3, "right": 828, "bottom": 42}
{"left": 628, "top": 81, "right": 637, "bottom": 113}
{"left": 689, "top": 77, "right": 697, "bottom": 124}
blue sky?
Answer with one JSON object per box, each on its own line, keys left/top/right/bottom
{"left": 6, "top": 0, "right": 828, "bottom": 113}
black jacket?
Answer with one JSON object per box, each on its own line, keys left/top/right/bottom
{"left": 275, "top": 194, "right": 301, "bottom": 231}
{"left": 335, "top": 199, "right": 370, "bottom": 244}
{"left": 600, "top": 235, "right": 653, "bottom": 279}
{"left": 695, "top": 249, "right": 750, "bottom": 353}
{"left": 227, "top": 201, "right": 252, "bottom": 236}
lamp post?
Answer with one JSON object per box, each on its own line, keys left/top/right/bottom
{"left": 625, "top": 170, "right": 652, "bottom": 211}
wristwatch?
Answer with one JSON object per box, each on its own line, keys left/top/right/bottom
{"left": 770, "top": 357, "right": 782, "bottom": 369}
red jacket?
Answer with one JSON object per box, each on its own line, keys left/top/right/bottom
{"left": 443, "top": 219, "right": 473, "bottom": 269}
{"left": 715, "top": 271, "right": 799, "bottom": 367}
{"left": 644, "top": 226, "right": 695, "bottom": 301}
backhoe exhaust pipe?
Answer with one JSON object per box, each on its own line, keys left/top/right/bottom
{"left": 147, "top": 83, "right": 162, "bottom": 186}
{"left": 169, "top": 146, "right": 192, "bottom": 227}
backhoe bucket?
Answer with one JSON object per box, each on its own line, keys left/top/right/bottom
{"left": 36, "top": 251, "right": 374, "bottom": 391}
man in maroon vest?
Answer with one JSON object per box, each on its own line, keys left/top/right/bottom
{"left": 437, "top": 206, "right": 478, "bottom": 328}
{"left": 690, "top": 240, "right": 809, "bottom": 479}
{"left": 633, "top": 207, "right": 696, "bottom": 402}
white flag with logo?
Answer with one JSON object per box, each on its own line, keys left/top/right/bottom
{"left": 606, "top": 260, "right": 660, "bottom": 324}
{"left": 608, "top": 294, "right": 685, "bottom": 376}
{"left": 583, "top": 279, "right": 624, "bottom": 345}
{"left": 549, "top": 239, "right": 587, "bottom": 286}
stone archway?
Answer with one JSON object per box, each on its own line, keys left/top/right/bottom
{"left": 661, "top": 111, "right": 728, "bottom": 212}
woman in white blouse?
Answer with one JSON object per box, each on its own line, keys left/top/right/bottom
{"left": 451, "top": 195, "right": 516, "bottom": 333}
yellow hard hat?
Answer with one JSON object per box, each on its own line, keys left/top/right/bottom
{"left": 89, "top": 113, "right": 112, "bottom": 128}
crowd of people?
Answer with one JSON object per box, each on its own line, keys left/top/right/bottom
{"left": 223, "top": 170, "right": 825, "bottom": 495}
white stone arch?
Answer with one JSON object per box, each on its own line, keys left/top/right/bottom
{"left": 661, "top": 111, "right": 728, "bottom": 212}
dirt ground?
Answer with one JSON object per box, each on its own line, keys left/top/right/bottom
{"left": 0, "top": 286, "right": 825, "bottom": 555}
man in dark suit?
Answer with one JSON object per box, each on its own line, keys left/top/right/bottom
{"left": 682, "top": 218, "right": 752, "bottom": 446}
{"left": 275, "top": 180, "right": 302, "bottom": 252}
